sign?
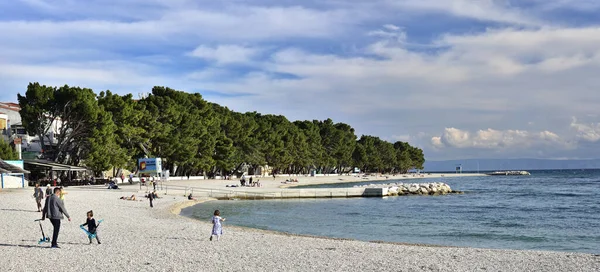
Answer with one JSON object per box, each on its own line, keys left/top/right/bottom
{"left": 5, "top": 160, "right": 24, "bottom": 169}
{"left": 161, "top": 170, "right": 169, "bottom": 181}
{"left": 13, "top": 138, "right": 22, "bottom": 145}
{"left": 138, "top": 158, "right": 162, "bottom": 174}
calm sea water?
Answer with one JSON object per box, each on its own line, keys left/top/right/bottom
{"left": 181, "top": 169, "right": 600, "bottom": 254}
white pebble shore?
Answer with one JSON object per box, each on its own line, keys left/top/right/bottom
{"left": 1, "top": 186, "right": 599, "bottom": 272}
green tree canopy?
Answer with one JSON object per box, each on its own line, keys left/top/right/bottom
{"left": 0, "top": 139, "right": 18, "bottom": 160}
{"left": 18, "top": 82, "right": 426, "bottom": 176}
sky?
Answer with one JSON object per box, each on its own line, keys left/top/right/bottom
{"left": 1, "top": 0, "right": 600, "bottom": 161}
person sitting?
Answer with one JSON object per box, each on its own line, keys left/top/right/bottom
{"left": 107, "top": 181, "right": 119, "bottom": 189}
{"left": 188, "top": 194, "right": 196, "bottom": 200}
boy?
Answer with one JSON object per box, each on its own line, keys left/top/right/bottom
{"left": 81, "top": 210, "right": 101, "bottom": 244}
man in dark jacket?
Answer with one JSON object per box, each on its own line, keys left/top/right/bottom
{"left": 42, "top": 187, "right": 71, "bottom": 248}
{"left": 148, "top": 190, "right": 154, "bottom": 208}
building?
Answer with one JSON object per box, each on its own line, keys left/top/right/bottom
{"left": 0, "top": 102, "right": 62, "bottom": 159}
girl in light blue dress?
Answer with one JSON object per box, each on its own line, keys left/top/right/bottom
{"left": 210, "top": 210, "right": 226, "bottom": 241}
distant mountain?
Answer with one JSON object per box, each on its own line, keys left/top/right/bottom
{"left": 423, "top": 158, "right": 600, "bottom": 172}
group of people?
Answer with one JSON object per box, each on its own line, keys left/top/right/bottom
{"left": 33, "top": 184, "right": 68, "bottom": 212}
{"left": 36, "top": 185, "right": 101, "bottom": 248}
{"left": 32, "top": 182, "right": 226, "bottom": 248}
{"left": 239, "top": 175, "right": 261, "bottom": 187}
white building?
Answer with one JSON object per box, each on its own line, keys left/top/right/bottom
{"left": 0, "top": 102, "right": 62, "bottom": 158}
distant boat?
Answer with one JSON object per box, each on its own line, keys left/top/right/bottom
{"left": 487, "top": 171, "right": 531, "bottom": 176}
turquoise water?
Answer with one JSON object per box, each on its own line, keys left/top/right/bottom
{"left": 181, "top": 170, "right": 600, "bottom": 254}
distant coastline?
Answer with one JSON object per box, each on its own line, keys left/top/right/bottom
{"left": 424, "top": 158, "right": 600, "bottom": 172}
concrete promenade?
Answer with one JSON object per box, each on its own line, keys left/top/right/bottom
{"left": 149, "top": 173, "right": 485, "bottom": 200}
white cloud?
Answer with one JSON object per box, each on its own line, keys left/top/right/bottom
{"left": 0, "top": 5, "right": 352, "bottom": 45}
{"left": 189, "top": 45, "right": 262, "bottom": 65}
{"left": 571, "top": 118, "right": 600, "bottom": 142}
{"left": 2, "top": 0, "right": 600, "bottom": 160}
{"left": 383, "top": 24, "right": 400, "bottom": 31}
{"left": 431, "top": 127, "right": 572, "bottom": 150}
{"left": 185, "top": 68, "right": 234, "bottom": 81}
{"left": 533, "top": 0, "right": 600, "bottom": 12}
{"left": 384, "top": 0, "right": 543, "bottom": 26}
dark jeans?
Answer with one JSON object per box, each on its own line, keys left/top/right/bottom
{"left": 149, "top": 198, "right": 153, "bottom": 208}
{"left": 50, "top": 219, "right": 61, "bottom": 246}
{"left": 89, "top": 232, "right": 101, "bottom": 244}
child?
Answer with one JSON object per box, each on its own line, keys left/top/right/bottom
{"left": 209, "top": 210, "right": 226, "bottom": 241}
{"left": 81, "top": 210, "right": 101, "bottom": 244}
{"left": 58, "top": 186, "right": 68, "bottom": 201}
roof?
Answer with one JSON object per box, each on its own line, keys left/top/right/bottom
{"left": 24, "top": 160, "right": 88, "bottom": 172}
{"left": 0, "top": 159, "right": 30, "bottom": 174}
{"left": 0, "top": 102, "right": 21, "bottom": 112}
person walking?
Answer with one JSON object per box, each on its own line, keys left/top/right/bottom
{"left": 41, "top": 187, "right": 71, "bottom": 248}
{"left": 81, "top": 210, "right": 101, "bottom": 244}
{"left": 33, "top": 183, "right": 44, "bottom": 212}
{"left": 45, "top": 184, "right": 52, "bottom": 198}
{"left": 209, "top": 210, "right": 226, "bottom": 241}
{"left": 58, "top": 186, "right": 68, "bottom": 201}
{"left": 148, "top": 190, "right": 154, "bottom": 208}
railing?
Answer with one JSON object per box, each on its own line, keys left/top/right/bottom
{"left": 160, "top": 184, "right": 279, "bottom": 200}
{"left": 158, "top": 185, "right": 382, "bottom": 200}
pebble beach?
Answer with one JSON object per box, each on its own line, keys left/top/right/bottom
{"left": 1, "top": 177, "right": 599, "bottom": 272}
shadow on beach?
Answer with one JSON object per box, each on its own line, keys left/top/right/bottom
{"left": 0, "top": 243, "right": 43, "bottom": 248}
{"left": 0, "top": 208, "right": 38, "bottom": 213}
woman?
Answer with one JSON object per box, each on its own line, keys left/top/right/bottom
{"left": 33, "top": 183, "right": 44, "bottom": 212}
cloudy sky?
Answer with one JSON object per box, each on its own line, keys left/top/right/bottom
{"left": 1, "top": 0, "right": 599, "bottom": 160}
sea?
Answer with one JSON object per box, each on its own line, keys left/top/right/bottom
{"left": 180, "top": 169, "right": 600, "bottom": 254}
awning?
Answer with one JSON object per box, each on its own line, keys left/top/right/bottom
{"left": 24, "top": 160, "right": 88, "bottom": 172}
{"left": 0, "top": 159, "right": 30, "bottom": 174}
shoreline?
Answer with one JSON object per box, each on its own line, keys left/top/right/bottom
{"left": 169, "top": 190, "right": 590, "bottom": 255}
{"left": 172, "top": 199, "right": 460, "bottom": 250}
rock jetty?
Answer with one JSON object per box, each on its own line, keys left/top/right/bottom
{"left": 353, "top": 182, "right": 460, "bottom": 196}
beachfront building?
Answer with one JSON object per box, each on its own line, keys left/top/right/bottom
{"left": 0, "top": 102, "right": 62, "bottom": 159}
{"left": 0, "top": 159, "right": 29, "bottom": 188}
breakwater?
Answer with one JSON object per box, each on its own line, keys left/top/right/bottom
{"left": 354, "top": 182, "right": 460, "bottom": 195}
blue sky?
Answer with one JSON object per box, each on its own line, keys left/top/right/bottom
{"left": 1, "top": 0, "right": 600, "bottom": 160}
